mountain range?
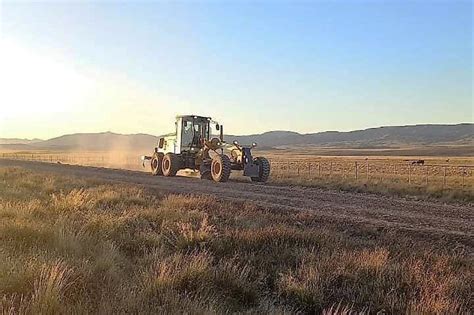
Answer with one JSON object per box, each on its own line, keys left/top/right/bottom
{"left": 1, "top": 123, "right": 472, "bottom": 152}
{"left": 231, "top": 123, "right": 473, "bottom": 148}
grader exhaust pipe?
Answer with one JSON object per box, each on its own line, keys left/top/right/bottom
{"left": 219, "top": 124, "right": 224, "bottom": 142}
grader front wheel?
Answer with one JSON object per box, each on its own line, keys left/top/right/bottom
{"left": 251, "top": 157, "right": 270, "bottom": 182}
{"left": 211, "top": 154, "right": 231, "bottom": 182}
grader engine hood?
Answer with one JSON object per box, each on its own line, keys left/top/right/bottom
{"left": 157, "top": 134, "right": 177, "bottom": 154}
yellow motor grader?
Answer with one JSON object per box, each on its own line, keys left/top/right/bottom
{"left": 142, "top": 115, "right": 270, "bottom": 182}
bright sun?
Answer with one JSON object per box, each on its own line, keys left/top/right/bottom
{"left": 0, "top": 39, "right": 92, "bottom": 118}
{"left": 0, "top": 38, "right": 173, "bottom": 139}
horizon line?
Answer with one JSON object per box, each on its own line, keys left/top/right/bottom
{"left": 3, "top": 122, "right": 472, "bottom": 142}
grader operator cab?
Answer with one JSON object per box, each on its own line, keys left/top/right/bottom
{"left": 143, "top": 115, "right": 270, "bottom": 183}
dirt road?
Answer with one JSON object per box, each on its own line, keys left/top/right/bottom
{"left": 2, "top": 159, "right": 473, "bottom": 252}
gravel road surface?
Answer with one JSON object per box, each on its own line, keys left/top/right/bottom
{"left": 1, "top": 159, "right": 472, "bottom": 252}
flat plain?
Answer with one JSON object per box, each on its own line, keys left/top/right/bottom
{"left": 0, "top": 159, "right": 473, "bottom": 313}
{"left": 2, "top": 147, "right": 473, "bottom": 200}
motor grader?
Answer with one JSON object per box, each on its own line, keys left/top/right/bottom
{"left": 142, "top": 115, "right": 270, "bottom": 182}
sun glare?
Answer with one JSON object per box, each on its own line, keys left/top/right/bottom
{"left": 0, "top": 38, "right": 177, "bottom": 138}
{"left": 0, "top": 39, "right": 91, "bottom": 118}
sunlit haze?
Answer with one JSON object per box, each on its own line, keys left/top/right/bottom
{"left": 0, "top": 1, "right": 472, "bottom": 139}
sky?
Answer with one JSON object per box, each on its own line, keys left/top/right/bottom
{"left": 0, "top": 0, "right": 472, "bottom": 139}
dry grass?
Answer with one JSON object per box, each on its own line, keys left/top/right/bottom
{"left": 0, "top": 167, "right": 472, "bottom": 313}
{"left": 2, "top": 150, "right": 473, "bottom": 201}
{"left": 267, "top": 155, "right": 473, "bottom": 201}
{"left": 269, "top": 175, "right": 474, "bottom": 202}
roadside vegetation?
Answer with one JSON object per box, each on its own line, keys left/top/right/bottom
{"left": 2, "top": 151, "right": 473, "bottom": 201}
{"left": 0, "top": 167, "right": 472, "bottom": 313}
{"left": 269, "top": 175, "right": 474, "bottom": 202}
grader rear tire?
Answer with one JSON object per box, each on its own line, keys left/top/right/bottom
{"left": 162, "top": 153, "right": 182, "bottom": 177}
{"left": 251, "top": 157, "right": 270, "bottom": 182}
{"left": 151, "top": 152, "right": 164, "bottom": 176}
{"left": 211, "top": 154, "right": 231, "bottom": 182}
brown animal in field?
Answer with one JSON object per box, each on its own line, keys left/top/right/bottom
{"left": 411, "top": 160, "right": 425, "bottom": 165}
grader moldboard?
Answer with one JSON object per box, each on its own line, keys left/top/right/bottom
{"left": 142, "top": 115, "right": 270, "bottom": 183}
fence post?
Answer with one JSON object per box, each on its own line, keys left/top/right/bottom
{"left": 297, "top": 165, "right": 300, "bottom": 176}
{"left": 366, "top": 161, "right": 369, "bottom": 182}
{"left": 443, "top": 166, "right": 447, "bottom": 188}
{"left": 308, "top": 163, "right": 311, "bottom": 176}
{"left": 381, "top": 164, "right": 384, "bottom": 183}
{"left": 318, "top": 162, "right": 321, "bottom": 177}
{"left": 408, "top": 165, "right": 411, "bottom": 184}
{"left": 287, "top": 161, "right": 290, "bottom": 176}
{"left": 355, "top": 161, "right": 358, "bottom": 180}
{"left": 330, "top": 162, "right": 333, "bottom": 177}
{"left": 425, "top": 166, "right": 429, "bottom": 186}
{"left": 461, "top": 167, "right": 465, "bottom": 189}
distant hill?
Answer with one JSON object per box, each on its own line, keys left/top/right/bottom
{"left": 229, "top": 124, "right": 474, "bottom": 148}
{"left": 0, "top": 124, "right": 472, "bottom": 152}
{"left": 30, "top": 132, "right": 158, "bottom": 151}
{"left": 0, "top": 138, "right": 43, "bottom": 145}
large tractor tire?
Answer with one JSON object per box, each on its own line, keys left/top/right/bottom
{"left": 151, "top": 152, "right": 164, "bottom": 176}
{"left": 162, "top": 153, "right": 182, "bottom": 177}
{"left": 211, "top": 154, "right": 231, "bottom": 182}
{"left": 251, "top": 157, "right": 270, "bottom": 182}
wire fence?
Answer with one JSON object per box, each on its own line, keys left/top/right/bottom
{"left": 1, "top": 152, "right": 473, "bottom": 191}
{"left": 269, "top": 160, "right": 473, "bottom": 190}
